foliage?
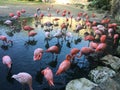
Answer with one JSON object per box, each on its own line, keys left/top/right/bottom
{"left": 88, "top": 0, "right": 112, "bottom": 10}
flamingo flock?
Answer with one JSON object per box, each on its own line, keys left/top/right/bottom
{"left": 1, "top": 4, "right": 120, "bottom": 90}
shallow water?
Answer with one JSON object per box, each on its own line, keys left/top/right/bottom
{"left": 0, "top": 17, "right": 95, "bottom": 90}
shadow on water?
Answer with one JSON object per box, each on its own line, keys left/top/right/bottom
{"left": 35, "top": 69, "right": 44, "bottom": 85}
{"left": 1, "top": 45, "right": 9, "bottom": 50}
{"left": 48, "top": 55, "right": 58, "bottom": 68}
{"left": 24, "top": 40, "right": 37, "bottom": 46}
{"left": 6, "top": 65, "right": 14, "bottom": 84}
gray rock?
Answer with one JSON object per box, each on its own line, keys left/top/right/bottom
{"left": 89, "top": 66, "right": 116, "bottom": 84}
{"left": 92, "top": 78, "right": 120, "bottom": 90}
{"left": 116, "top": 46, "right": 120, "bottom": 56}
{"left": 100, "top": 55, "right": 120, "bottom": 71}
{"left": 66, "top": 78, "right": 98, "bottom": 90}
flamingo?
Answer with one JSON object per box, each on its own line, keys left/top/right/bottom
{"left": 23, "top": 25, "right": 34, "bottom": 32}
{"left": 16, "top": 10, "right": 21, "bottom": 17}
{"left": 77, "top": 47, "right": 95, "bottom": 58}
{"left": 28, "top": 31, "right": 37, "bottom": 40}
{"left": 4, "top": 20, "right": 12, "bottom": 25}
{"left": 61, "top": 22, "right": 68, "bottom": 30}
{"left": 74, "top": 24, "right": 83, "bottom": 37}
{"left": 12, "top": 72, "right": 33, "bottom": 90}
{"left": 9, "top": 13, "right": 14, "bottom": 17}
{"left": 108, "top": 28, "right": 114, "bottom": 38}
{"left": 33, "top": 48, "right": 44, "bottom": 61}
{"left": 36, "top": 8, "right": 41, "bottom": 15}
{"left": 41, "top": 67, "right": 54, "bottom": 86}
{"left": 2, "top": 55, "right": 12, "bottom": 69}
{"left": 113, "top": 34, "right": 119, "bottom": 45}
{"left": 56, "top": 54, "right": 72, "bottom": 75}
{"left": 44, "top": 31, "right": 51, "bottom": 39}
{"left": 46, "top": 45, "right": 59, "bottom": 59}
{"left": 53, "top": 29, "right": 63, "bottom": 42}
{"left": 70, "top": 48, "right": 80, "bottom": 60}
{"left": 75, "top": 16, "right": 81, "bottom": 22}
{"left": 89, "top": 41, "right": 99, "bottom": 49}
{"left": 11, "top": 15, "right": 19, "bottom": 20}
{"left": 65, "top": 32, "right": 73, "bottom": 42}
{"left": 95, "top": 43, "right": 107, "bottom": 52}
{"left": 0, "top": 35, "right": 13, "bottom": 46}
{"left": 84, "top": 34, "right": 95, "bottom": 46}
{"left": 100, "top": 35, "right": 107, "bottom": 43}
{"left": 21, "top": 9, "right": 26, "bottom": 13}
{"left": 56, "top": 9, "right": 60, "bottom": 14}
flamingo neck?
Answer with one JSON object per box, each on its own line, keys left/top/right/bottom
{"left": 28, "top": 84, "right": 33, "bottom": 90}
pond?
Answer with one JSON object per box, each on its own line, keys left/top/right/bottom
{"left": 0, "top": 16, "right": 94, "bottom": 90}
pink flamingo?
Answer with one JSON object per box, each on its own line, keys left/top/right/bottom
{"left": 21, "top": 9, "right": 26, "bottom": 13}
{"left": 56, "top": 9, "right": 60, "bottom": 14}
{"left": 2, "top": 55, "right": 12, "bottom": 69}
{"left": 77, "top": 47, "right": 95, "bottom": 58}
{"left": 89, "top": 41, "right": 99, "bottom": 49}
{"left": 12, "top": 72, "right": 33, "bottom": 90}
{"left": 56, "top": 54, "right": 72, "bottom": 75}
{"left": 23, "top": 25, "right": 34, "bottom": 32}
{"left": 41, "top": 67, "right": 54, "bottom": 86}
{"left": 95, "top": 43, "right": 107, "bottom": 52}
{"left": 100, "top": 35, "right": 107, "bottom": 43}
{"left": 108, "top": 28, "right": 114, "bottom": 38}
{"left": 74, "top": 24, "right": 83, "bottom": 36}
{"left": 61, "top": 22, "right": 68, "bottom": 30}
{"left": 84, "top": 34, "right": 95, "bottom": 46}
{"left": 113, "top": 34, "right": 119, "bottom": 44}
{"left": 0, "top": 35, "right": 13, "bottom": 45}
{"left": 46, "top": 45, "right": 59, "bottom": 59}
{"left": 9, "top": 13, "right": 14, "bottom": 17}
{"left": 33, "top": 48, "right": 44, "bottom": 61}
{"left": 28, "top": 31, "right": 37, "bottom": 40}
{"left": 70, "top": 48, "right": 80, "bottom": 60}
{"left": 46, "top": 45, "right": 59, "bottom": 54}
{"left": 16, "top": 10, "right": 21, "bottom": 17}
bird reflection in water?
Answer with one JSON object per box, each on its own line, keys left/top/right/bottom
{"left": 74, "top": 36, "right": 82, "bottom": 45}
{"left": 1, "top": 41, "right": 13, "bottom": 50}
{"left": 48, "top": 55, "right": 58, "bottom": 68}
{"left": 66, "top": 40, "right": 71, "bottom": 48}
{"left": 44, "top": 38, "right": 52, "bottom": 49}
{"left": 6, "top": 65, "right": 14, "bottom": 84}
{"left": 35, "top": 69, "right": 44, "bottom": 84}
{"left": 24, "top": 40, "right": 37, "bottom": 46}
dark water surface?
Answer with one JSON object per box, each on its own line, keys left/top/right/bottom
{"left": 0, "top": 17, "right": 92, "bottom": 90}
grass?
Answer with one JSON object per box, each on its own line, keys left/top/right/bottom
{"left": 0, "top": 0, "right": 42, "bottom": 5}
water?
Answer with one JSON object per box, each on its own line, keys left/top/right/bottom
{"left": 0, "top": 17, "right": 93, "bottom": 90}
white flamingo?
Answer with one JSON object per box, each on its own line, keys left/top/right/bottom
{"left": 12, "top": 72, "right": 33, "bottom": 90}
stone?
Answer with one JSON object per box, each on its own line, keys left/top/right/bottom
{"left": 89, "top": 66, "right": 116, "bottom": 84}
{"left": 100, "top": 55, "right": 120, "bottom": 71}
{"left": 92, "top": 78, "right": 120, "bottom": 90}
{"left": 66, "top": 78, "right": 98, "bottom": 90}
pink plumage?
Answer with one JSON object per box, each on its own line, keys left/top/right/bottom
{"left": 2, "top": 55, "right": 12, "bottom": 68}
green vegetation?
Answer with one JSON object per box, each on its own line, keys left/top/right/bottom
{"left": 88, "top": 0, "right": 112, "bottom": 10}
{"left": 0, "top": 0, "right": 42, "bottom": 5}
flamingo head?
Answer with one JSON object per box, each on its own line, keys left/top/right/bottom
{"left": 66, "top": 54, "right": 72, "bottom": 60}
{"left": 33, "top": 53, "right": 43, "bottom": 61}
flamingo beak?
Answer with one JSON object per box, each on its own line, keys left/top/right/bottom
{"left": 7, "top": 63, "right": 12, "bottom": 68}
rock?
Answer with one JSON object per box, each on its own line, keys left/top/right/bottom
{"left": 92, "top": 78, "right": 120, "bottom": 90}
{"left": 116, "top": 46, "right": 120, "bottom": 57}
{"left": 66, "top": 78, "right": 98, "bottom": 90}
{"left": 100, "top": 55, "right": 120, "bottom": 71}
{"left": 89, "top": 66, "right": 116, "bottom": 84}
